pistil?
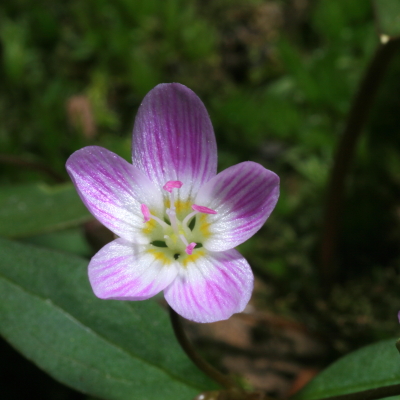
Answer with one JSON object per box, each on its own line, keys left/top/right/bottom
{"left": 163, "top": 181, "right": 196, "bottom": 253}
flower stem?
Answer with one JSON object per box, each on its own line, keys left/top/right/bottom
{"left": 319, "top": 37, "right": 400, "bottom": 290}
{"left": 312, "top": 383, "right": 400, "bottom": 400}
{"left": 168, "top": 306, "right": 241, "bottom": 391}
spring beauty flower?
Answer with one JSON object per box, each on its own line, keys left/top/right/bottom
{"left": 66, "top": 83, "right": 279, "bottom": 323}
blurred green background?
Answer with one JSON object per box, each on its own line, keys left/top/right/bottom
{"left": 1, "top": 0, "right": 400, "bottom": 398}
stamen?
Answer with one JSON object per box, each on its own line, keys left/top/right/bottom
{"left": 151, "top": 215, "right": 169, "bottom": 229}
{"left": 192, "top": 204, "right": 217, "bottom": 214}
{"left": 141, "top": 204, "right": 169, "bottom": 228}
{"left": 182, "top": 210, "right": 198, "bottom": 227}
{"left": 182, "top": 204, "right": 217, "bottom": 228}
{"left": 180, "top": 234, "right": 196, "bottom": 255}
{"left": 179, "top": 235, "right": 196, "bottom": 256}
{"left": 163, "top": 180, "right": 183, "bottom": 193}
{"left": 179, "top": 234, "right": 189, "bottom": 246}
{"left": 163, "top": 181, "right": 183, "bottom": 214}
{"left": 141, "top": 204, "right": 150, "bottom": 222}
{"left": 185, "top": 242, "right": 197, "bottom": 255}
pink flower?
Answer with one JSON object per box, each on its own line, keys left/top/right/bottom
{"left": 66, "top": 83, "right": 279, "bottom": 323}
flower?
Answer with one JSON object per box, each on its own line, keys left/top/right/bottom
{"left": 66, "top": 83, "right": 279, "bottom": 323}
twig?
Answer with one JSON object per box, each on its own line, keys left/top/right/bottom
{"left": 0, "top": 154, "right": 65, "bottom": 183}
{"left": 320, "top": 37, "right": 400, "bottom": 289}
{"left": 168, "top": 307, "right": 241, "bottom": 391}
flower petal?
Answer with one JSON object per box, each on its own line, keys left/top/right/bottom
{"left": 132, "top": 83, "right": 217, "bottom": 203}
{"left": 194, "top": 161, "right": 279, "bottom": 251}
{"left": 66, "top": 146, "right": 164, "bottom": 243}
{"left": 89, "top": 238, "right": 179, "bottom": 300}
{"left": 164, "top": 248, "right": 253, "bottom": 323}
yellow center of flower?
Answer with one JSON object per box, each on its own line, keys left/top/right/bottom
{"left": 140, "top": 180, "right": 216, "bottom": 261}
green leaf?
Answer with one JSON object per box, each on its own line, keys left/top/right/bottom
{"left": 294, "top": 339, "right": 400, "bottom": 400}
{"left": 373, "top": 0, "right": 400, "bottom": 38}
{"left": 0, "top": 238, "right": 215, "bottom": 400}
{"left": 21, "top": 228, "right": 92, "bottom": 257}
{"left": 0, "top": 183, "right": 91, "bottom": 238}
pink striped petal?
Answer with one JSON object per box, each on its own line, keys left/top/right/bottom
{"left": 66, "top": 146, "right": 163, "bottom": 243}
{"left": 132, "top": 83, "right": 217, "bottom": 203}
{"left": 194, "top": 162, "right": 279, "bottom": 251}
{"left": 164, "top": 249, "right": 253, "bottom": 323}
{"left": 89, "top": 239, "right": 179, "bottom": 300}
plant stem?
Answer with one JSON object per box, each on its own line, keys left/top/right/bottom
{"left": 313, "top": 383, "right": 400, "bottom": 400}
{"left": 319, "top": 37, "right": 400, "bottom": 289}
{"left": 168, "top": 306, "right": 241, "bottom": 391}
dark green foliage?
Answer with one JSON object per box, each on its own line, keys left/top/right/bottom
{"left": 2, "top": 0, "right": 400, "bottom": 398}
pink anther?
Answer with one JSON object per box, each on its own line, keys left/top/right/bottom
{"left": 185, "top": 242, "right": 197, "bottom": 255}
{"left": 192, "top": 204, "right": 217, "bottom": 214}
{"left": 163, "top": 180, "right": 183, "bottom": 192}
{"left": 141, "top": 204, "right": 151, "bottom": 222}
